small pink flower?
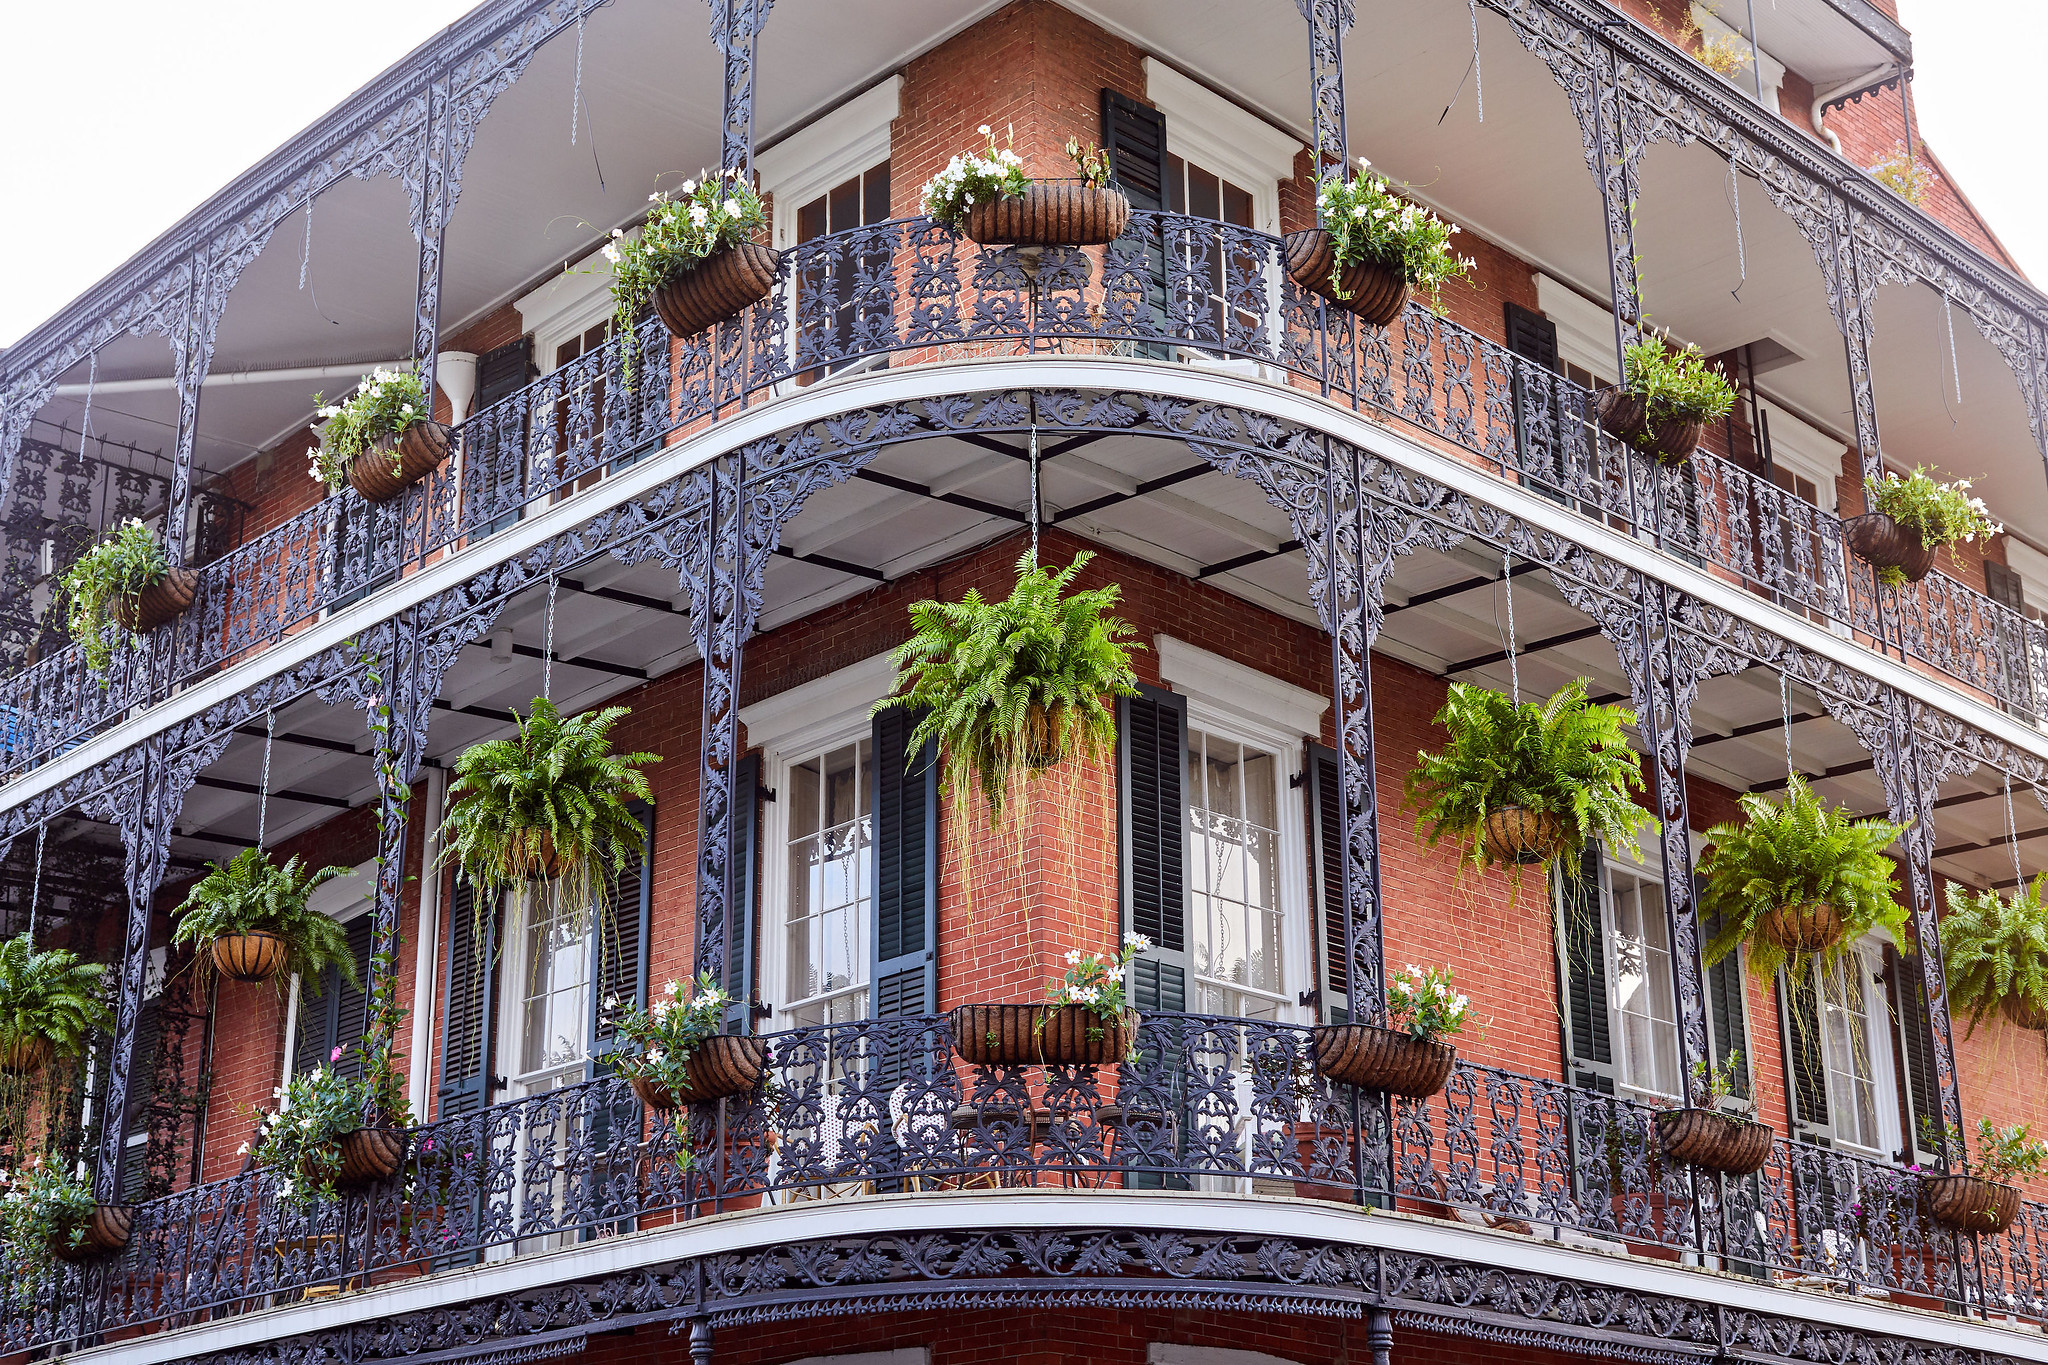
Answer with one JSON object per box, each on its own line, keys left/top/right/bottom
{"left": 332, "top": 1046, "right": 345, "bottom": 1063}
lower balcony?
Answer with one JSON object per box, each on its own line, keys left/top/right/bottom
{"left": 14, "top": 1012, "right": 2048, "bottom": 1361}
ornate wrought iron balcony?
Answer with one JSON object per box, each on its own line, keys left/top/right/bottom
{"left": 7, "top": 1011, "right": 2042, "bottom": 1358}
{"left": 1, "top": 212, "right": 2039, "bottom": 787}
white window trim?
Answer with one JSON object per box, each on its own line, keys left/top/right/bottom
{"left": 1598, "top": 853, "right": 1683, "bottom": 1105}
{"left": 1150, "top": 1348, "right": 1304, "bottom": 1365}
{"left": 1536, "top": 274, "right": 1622, "bottom": 385}
{"left": 515, "top": 248, "right": 619, "bottom": 378}
{"left": 1143, "top": 59, "right": 1299, "bottom": 235}
{"left": 756, "top": 77, "right": 901, "bottom": 252}
{"left": 2001, "top": 538, "right": 2048, "bottom": 617}
{"left": 739, "top": 651, "right": 898, "bottom": 1025}
{"left": 278, "top": 858, "right": 377, "bottom": 1100}
{"left": 1157, "top": 636, "right": 1325, "bottom": 1022}
{"left": 1814, "top": 934, "right": 1903, "bottom": 1160}
{"left": 1756, "top": 399, "right": 1845, "bottom": 510}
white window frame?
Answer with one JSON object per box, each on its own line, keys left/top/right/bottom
{"left": 1599, "top": 850, "right": 1685, "bottom": 1105}
{"left": 514, "top": 247, "right": 619, "bottom": 380}
{"left": 756, "top": 77, "right": 900, "bottom": 252}
{"left": 738, "top": 651, "right": 897, "bottom": 1027}
{"left": 1156, "top": 636, "right": 1325, "bottom": 1024}
{"left": 278, "top": 859, "right": 377, "bottom": 1098}
{"left": 1536, "top": 273, "right": 1622, "bottom": 386}
{"left": 1755, "top": 399, "right": 1844, "bottom": 513}
{"left": 1809, "top": 934, "right": 1903, "bottom": 1160}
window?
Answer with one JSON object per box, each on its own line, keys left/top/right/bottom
{"left": 1603, "top": 859, "right": 1681, "bottom": 1101}
{"left": 1783, "top": 937, "right": 1902, "bottom": 1158}
{"left": 782, "top": 737, "right": 874, "bottom": 1026}
{"left": 1187, "top": 729, "right": 1284, "bottom": 1018}
{"left": 505, "top": 885, "right": 595, "bottom": 1093}
{"left": 791, "top": 161, "right": 891, "bottom": 382}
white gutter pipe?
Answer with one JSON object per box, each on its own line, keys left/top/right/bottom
{"left": 49, "top": 358, "right": 411, "bottom": 398}
{"left": 1812, "top": 63, "right": 1900, "bottom": 156}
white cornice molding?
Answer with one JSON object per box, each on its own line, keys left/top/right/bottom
{"left": 737, "top": 650, "right": 898, "bottom": 756}
{"left": 757, "top": 77, "right": 902, "bottom": 249}
{"left": 1156, "top": 634, "right": 1327, "bottom": 748}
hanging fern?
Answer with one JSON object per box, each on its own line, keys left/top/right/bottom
{"left": 1400, "top": 678, "right": 1652, "bottom": 877}
{"left": 0, "top": 936, "right": 111, "bottom": 1061}
{"left": 1942, "top": 874, "right": 2048, "bottom": 1032}
{"left": 171, "top": 849, "right": 356, "bottom": 993}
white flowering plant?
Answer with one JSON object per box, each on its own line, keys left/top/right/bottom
{"left": 247, "top": 1042, "right": 411, "bottom": 1208}
{"left": 1313, "top": 160, "right": 1474, "bottom": 308}
{"left": 1383, "top": 964, "right": 1470, "bottom": 1045}
{"left": 607, "top": 171, "right": 767, "bottom": 368}
{"left": 309, "top": 367, "right": 432, "bottom": 491}
{"left": 922, "top": 125, "right": 1030, "bottom": 231}
{"left": 1046, "top": 933, "right": 1149, "bottom": 1023}
{"left": 1870, "top": 466, "right": 2002, "bottom": 577}
{"left": 61, "top": 518, "right": 171, "bottom": 674}
{"left": 601, "top": 971, "right": 729, "bottom": 1098}
{"left": 0, "top": 1161, "right": 97, "bottom": 1268}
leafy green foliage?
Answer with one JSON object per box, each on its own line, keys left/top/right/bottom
{"left": 1924, "top": 1115, "right": 2048, "bottom": 1185}
{"left": 0, "top": 936, "right": 109, "bottom": 1061}
{"left": 1047, "top": 934, "right": 1148, "bottom": 1022}
{"left": 309, "top": 367, "right": 431, "bottom": 490}
{"left": 1064, "top": 136, "right": 1114, "bottom": 189}
{"left": 877, "top": 551, "right": 1140, "bottom": 828}
{"left": 60, "top": 519, "right": 169, "bottom": 674}
{"left": 1942, "top": 874, "right": 2048, "bottom": 1032}
{"left": 607, "top": 170, "right": 767, "bottom": 382}
{"left": 1620, "top": 332, "right": 1737, "bottom": 426}
{"left": 603, "top": 971, "right": 727, "bottom": 1094}
{"left": 246, "top": 1050, "right": 399, "bottom": 1208}
{"left": 1869, "top": 141, "right": 1936, "bottom": 206}
{"left": 1401, "top": 679, "right": 1652, "bottom": 877}
{"left": 1313, "top": 160, "right": 1473, "bottom": 308}
{"left": 0, "top": 1161, "right": 96, "bottom": 1268}
{"left": 1385, "top": 963, "right": 1471, "bottom": 1044}
{"left": 921, "top": 125, "right": 1031, "bottom": 230}
{"left": 1698, "top": 775, "right": 1908, "bottom": 980}
{"left": 172, "top": 849, "right": 356, "bottom": 994}
{"left": 1870, "top": 465, "right": 2002, "bottom": 550}
{"left": 438, "top": 698, "right": 658, "bottom": 922}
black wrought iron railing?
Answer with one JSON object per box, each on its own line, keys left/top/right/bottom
{"left": 1, "top": 211, "right": 2039, "bottom": 783}
{"left": 5, "top": 1012, "right": 2043, "bottom": 1354}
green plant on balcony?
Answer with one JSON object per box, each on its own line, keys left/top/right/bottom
{"left": 1598, "top": 332, "right": 1737, "bottom": 463}
{"left": 1673, "top": 16, "right": 1753, "bottom": 81}
{"left": 877, "top": 550, "right": 1140, "bottom": 830}
{"left": 1697, "top": 774, "right": 1908, "bottom": 980}
{"left": 1401, "top": 678, "right": 1652, "bottom": 883}
{"left": 1307, "top": 161, "right": 1473, "bottom": 308}
{"left": 309, "top": 367, "right": 452, "bottom": 502}
{"left": 1858, "top": 465, "right": 2003, "bottom": 588}
{"left": 922, "top": 124, "right": 1031, "bottom": 230}
{"left": 602, "top": 971, "right": 761, "bottom": 1113}
{"left": 172, "top": 848, "right": 357, "bottom": 991}
{"left": 608, "top": 170, "right": 770, "bottom": 368}
{"left": 0, "top": 1161, "right": 107, "bottom": 1268}
{"left": 922, "top": 125, "right": 1131, "bottom": 247}
{"left": 0, "top": 935, "right": 110, "bottom": 1076}
{"left": 247, "top": 1048, "right": 405, "bottom": 1208}
{"left": 60, "top": 518, "right": 179, "bottom": 674}
{"left": 1941, "top": 873, "right": 2048, "bottom": 1032}
{"left": 1919, "top": 1115, "right": 2048, "bottom": 1234}
{"left": 1869, "top": 140, "right": 1936, "bottom": 206}
{"left": 437, "top": 698, "right": 658, "bottom": 932}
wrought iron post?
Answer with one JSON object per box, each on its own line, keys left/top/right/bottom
{"left": 1589, "top": 31, "right": 1645, "bottom": 372}
{"left": 1328, "top": 439, "right": 1385, "bottom": 1023}
{"left": 714, "top": 0, "right": 769, "bottom": 177}
{"left": 1834, "top": 200, "right": 1887, "bottom": 492}
{"left": 414, "top": 68, "right": 453, "bottom": 398}
{"left": 692, "top": 452, "right": 748, "bottom": 992}
{"left": 86, "top": 742, "right": 165, "bottom": 1201}
{"left": 1301, "top": 0, "right": 1350, "bottom": 182}
{"left": 162, "top": 247, "right": 209, "bottom": 570}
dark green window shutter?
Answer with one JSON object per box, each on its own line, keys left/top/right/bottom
{"left": 1101, "top": 90, "right": 1167, "bottom": 210}
{"left": 119, "top": 998, "right": 164, "bottom": 1204}
{"left": 1701, "top": 890, "right": 1752, "bottom": 1099}
{"left": 475, "top": 337, "right": 534, "bottom": 411}
{"left": 1306, "top": 742, "right": 1348, "bottom": 1022}
{"left": 1780, "top": 969, "right": 1831, "bottom": 1138}
{"left": 724, "top": 756, "right": 761, "bottom": 1026}
{"left": 871, "top": 709, "right": 938, "bottom": 1019}
{"left": 1558, "top": 842, "right": 1615, "bottom": 1094}
{"left": 590, "top": 801, "right": 653, "bottom": 1065}
{"left": 1504, "top": 303, "right": 1560, "bottom": 372}
{"left": 437, "top": 877, "right": 501, "bottom": 1119}
{"left": 294, "top": 913, "right": 374, "bottom": 1080}
{"left": 1120, "top": 685, "right": 1187, "bottom": 1011}
{"left": 1887, "top": 945, "right": 1941, "bottom": 1160}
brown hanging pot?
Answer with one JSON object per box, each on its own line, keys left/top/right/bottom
{"left": 1311, "top": 1023, "right": 1456, "bottom": 1098}
{"left": 1653, "top": 1108, "right": 1776, "bottom": 1176}
{"left": 2001, "top": 995, "right": 2048, "bottom": 1031}
{"left": 1282, "top": 229, "right": 1410, "bottom": 327}
{"left": 336, "top": 1127, "right": 408, "bottom": 1186}
{"left": 0, "top": 1035, "right": 51, "bottom": 1075}
{"left": 652, "top": 242, "right": 780, "bottom": 339}
{"left": 348, "top": 421, "right": 455, "bottom": 504}
{"left": 951, "top": 1003, "right": 1135, "bottom": 1066}
{"left": 628, "top": 1034, "right": 768, "bottom": 1110}
{"left": 1479, "top": 807, "right": 1566, "bottom": 867}
{"left": 108, "top": 568, "right": 200, "bottom": 634}
{"left": 1841, "top": 512, "right": 1937, "bottom": 585}
{"left": 211, "top": 930, "right": 289, "bottom": 984}
{"left": 1922, "top": 1173, "right": 2022, "bottom": 1234}
{"left": 962, "top": 183, "right": 1131, "bottom": 247}
{"left": 1758, "top": 900, "right": 1842, "bottom": 955}
{"left": 47, "top": 1204, "right": 133, "bottom": 1264}
{"left": 1593, "top": 389, "right": 1706, "bottom": 465}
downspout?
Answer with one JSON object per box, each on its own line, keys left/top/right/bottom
{"left": 408, "top": 766, "right": 447, "bottom": 1120}
{"left": 1812, "top": 63, "right": 1902, "bottom": 157}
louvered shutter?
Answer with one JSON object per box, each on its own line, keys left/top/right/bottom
{"left": 118, "top": 999, "right": 163, "bottom": 1204}
{"left": 589, "top": 801, "right": 652, "bottom": 1066}
{"left": 1985, "top": 563, "right": 2036, "bottom": 722}
{"left": 871, "top": 709, "right": 937, "bottom": 1020}
{"left": 1120, "top": 686, "right": 1187, "bottom": 1011}
{"left": 474, "top": 338, "right": 533, "bottom": 412}
{"left": 1306, "top": 743, "right": 1349, "bottom": 1022}
{"left": 467, "top": 337, "right": 535, "bottom": 531}
{"left": 1505, "top": 302, "right": 1572, "bottom": 498}
{"left": 294, "top": 913, "right": 374, "bottom": 1080}
{"left": 1101, "top": 88, "right": 1171, "bottom": 357}
{"left": 1558, "top": 842, "right": 1615, "bottom": 1094}
{"left": 1780, "top": 969, "right": 1831, "bottom": 1140}
{"left": 1504, "top": 303, "right": 1561, "bottom": 373}
{"left": 1887, "top": 945, "right": 1942, "bottom": 1162}
{"left": 1701, "top": 888, "right": 1752, "bottom": 1099}
{"left": 436, "top": 876, "right": 501, "bottom": 1119}
{"left": 723, "top": 756, "right": 760, "bottom": 1028}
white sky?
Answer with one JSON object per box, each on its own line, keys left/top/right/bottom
{"left": 0, "top": 0, "right": 2041, "bottom": 350}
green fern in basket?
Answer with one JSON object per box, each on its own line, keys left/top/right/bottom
{"left": 1942, "top": 873, "right": 2048, "bottom": 1032}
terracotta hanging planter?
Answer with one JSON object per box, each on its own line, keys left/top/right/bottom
{"left": 336, "top": 1127, "right": 408, "bottom": 1186}
{"left": 348, "top": 421, "right": 455, "bottom": 504}
{"left": 108, "top": 569, "right": 200, "bottom": 634}
{"left": 962, "top": 183, "right": 1131, "bottom": 247}
{"left": 1923, "top": 1173, "right": 2022, "bottom": 1234}
{"left": 2001, "top": 995, "right": 2048, "bottom": 1032}
{"left": 211, "top": 930, "right": 289, "bottom": 984}
{"left": 1653, "top": 1108, "right": 1775, "bottom": 1176}
{"left": 0, "top": 1035, "right": 51, "bottom": 1075}
{"left": 1841, "top": 512, "right": 1937, "bottom": 585}
{"left": 951, "top": 1003, "right": 1135, "bottom": 1066}
{"left": 1311, "top": 1023, "right": 1456, "bottom": 1097}
{"left": 652, "top": 242, "right": 780, "bottom": 339}
{"left": 1593, "top": 389, "right": 1706, "bottom": 465}
{"left": 627, "top": 1034, "right": 768, "bottom": 1109}
{"left": 47, "top": 1204, "right": 133, "bottom": 1264}
{"left": 1758, "top": 900, "right": 1842, "bottom": 955}
{"left": 1282, "top": 229, "right": 1410, "bottom": 326}
{"left": 1480, "top": 807, "right": 1566, "bottom": 866}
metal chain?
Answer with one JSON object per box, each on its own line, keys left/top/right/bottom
{"left": 2006, "top": 769, "right": 2025, "bottom": 890}
{"left": 1468, "top": 0, "right": 1484, "bottom": 122}
{"left": 1728, "top": 157, "right": 1747, "bottom": 299}
{"left": 300, "top": 197, "right": 314, "bottom": 291}
{"left": 1503, "top": 546, "right": 1519, "bottom": 704}
{"left": 570, "top": 1, "right": 586, "bottom": 146}
{"left": 1780, "top": 669, "right": 1795, "bottom": 779}
{"left": 257, "top": 710, "right": 275, "bottom": 849}
{"left": 542, "top": 574, "right": 560, "bottom": 701}
{"left": 25, "top": 823, "right": 45, "bottom": 942}
{"left": 78, "top": 352, "right": 96, "bottom": 462}
{"left": 1944, "top": 291, "right": 1962, "bottom": 406}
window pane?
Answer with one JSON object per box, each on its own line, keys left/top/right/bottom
{"left": 1186, "top": 727, "right": 1285, "bottom": 1015}
{"left": 1166, "top": 154, "right": 1187, "bottom": 214}
{"left": 1186, "top": 164, "right": 1222, "bottom": 223}
{"left": 783, "top": 739, "right": 874, "bottom": 1021}
{"left": 828, "top": 176, "right": 860, "bottom": 235}
{"left": 862, "top": 163, "right": 892, "bottom": 225}
{"left": 1821, "top": 954, "right": 1883, "bottom": 1150}
{"left": 1607, "top": 865, "right": 1679, "bottom": 1099}
{"left": 797, "top": 195, "right": 827, "bottom": 245}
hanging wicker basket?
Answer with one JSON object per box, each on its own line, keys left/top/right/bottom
{"left": 510, "top": 831, "right": 575, "bottom": 883}
{"left": 2001, "top": 995, "right": 2048, "bottom": 1032}
{"left": 627, "top": 1034, "right": 768, "bottom": 1109}
{"left": 1923, "top": 1173, "right": 2022, "bottom": 1234}
{"left": 1758, "top": 900, "right": 1842, "bottom": 955}
{"left": 348, "top": 421, "right": 454, "bottom": 504}
{"left": 1653, "top": 1108, "right": 1775, "bottom": 1176}
{"left": 1022, "top": 702, "right": 1069, "bottom": 771}
{"left": 1480, "top": 807, "right": 1566, "bottom": 866}
{"left": 336, "top": 1127, "right": 408, "bottom": 1187}
{"left": 1841, "top": 512, "right": 1937, "bottom": 585}
{"left": 1282, "top": 229, "right": 1410, "bottom": 327}
{"left": 951, "top": 1003, "right": 1135, "bottom": 1066}
{"left": 0, "top": 1035, "right": 51, "bottom": 1075}
{"left": 652, "top": 242, "right": 780, "bottom": 339}
{"left": 1312, "top": 1023, "right": 1456, "bottom": 1097}
{"left": 1593, "top": 389, "right": 1706, "bottom": 465}
{"left": 961, "top": 183, "right": 1131, "bottom": 247}
{"left": 108, "top": 569, "right": 200, "bottom": 635}
{"left": 47, "top": 1204, "right": 133, "bottom": 1264}
{"left": 211, "top": 930, "right": 289, "bottom": 984}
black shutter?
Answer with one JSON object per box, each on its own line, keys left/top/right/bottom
{"left": 1985, "top": 562, "right": 2037, "bottom": 722}
{"left": 118, "top": 999, "right": 163, "bottom": 1204}
{"left": 1101, "top": 90, "right": 1167, "bottom": 210}
{"left": 1120, "top": 685, "right": 1187, "bottom": 1011}
{"left": 1700, "top": 885, "right": 1752, "bottom": 1100}
{"left": 1558, "top": 842, "right": 1615, "bottom": 1094}
{"left": 1504, "top": 303, "right": 1561, "bottom": 372}
{"left": 1306, "top": 743, "right": 1348, "bottom": 1022}
{"left": 1780, "top": 970, "right": 1831, "bottom": 1138}
{"left": 1505, "top": 302, "right": 1570, "bottom": 498}
{"left": 871, "top": 710, "right": 937, "bottom": 1020}
{"left": 294, "top": 913, "right": 374, "bottom": 1080}
{"left": 1887, "top": 945, "right": 1942, "bottom": 1160}
{"left": 1987, "top": 561, "right": 2027, "bottom": 612}
{"left": 437, "top": 876, "right": 501, "bottom": 1119}
{"left": 590, "top": 801, "right": 653, "bottom": 1064}
{"left": 724, "top": 756, "right": 761, "bottom": 1027}
{"left": 474, "top": 337, "right": 534, "bottom": 413}
{"left": 467, "top": 337, "right": 535, "bottom": 532}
